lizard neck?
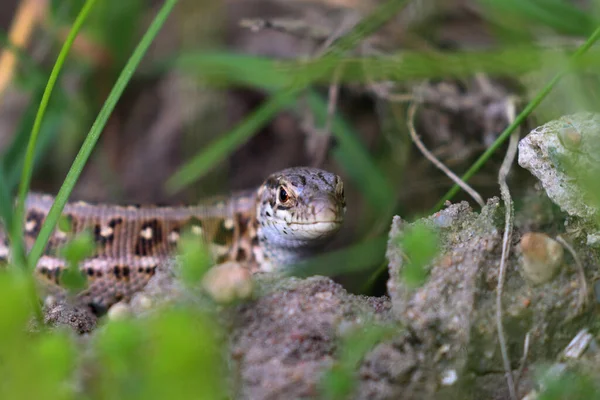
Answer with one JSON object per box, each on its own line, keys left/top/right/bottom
{"left": 253, "top": 206, "right": 336, "bottom": 270}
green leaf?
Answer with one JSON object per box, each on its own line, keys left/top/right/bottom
{"left": 94, "top": 308, "right": 227, "bottom": 399}
{"left": 320, "top": 365, "right": 355, "bottom": 400}
{"left": 178, "top": 232, "right": 213, "bottom": 284}
{"left": 320, "top": 325, "right": 394, "bottom": 400}
{"left": 0, "top": 272, "right": 32, "bottom": 342}
{"left": 397, "top": 222, "right": 439, "bottom": 287}
{"left": 59, "top": 231, "right": 94, "bottom": 291}
{"left": 538, "top": 368, "right": 600, "bottom": 400}
{"left": 12, "top": 0, "right": 98, "bottom": 272}
{"left": 481, "top": 0, "right": 597, "bottom": 36}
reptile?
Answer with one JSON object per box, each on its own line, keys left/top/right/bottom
{"left": 0, "top": 167, "right": 346, "bottom": 313}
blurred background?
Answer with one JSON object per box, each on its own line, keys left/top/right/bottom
{"left": 0, "top": 0, "right": 598, "bottom": 294}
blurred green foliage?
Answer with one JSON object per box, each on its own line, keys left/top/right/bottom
{"left": 91, "top": 309, "right": 227, "bottom": 399}
{"left": 537, "top": 367, "right": 600, "bottom": 400}
{"left": 320, "top": 325, "right": 394, "bottom": 400}
{"left": 59, "top": 230, "right": 94, "bottom": 291}
{"left": 0, "top": 269, "right": 227, "bottom": 399}
{"left": 0, "top": 272, "right": 76, "bottom": 400}
{"left": 396, "top": 221, "right": 438, "bottom": 287}
{"left": 178, "top": 232, "right": 213, "bottom": 284}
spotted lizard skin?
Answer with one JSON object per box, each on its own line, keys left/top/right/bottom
{"left": 0, "top": 167, "right": 346, "bottom": 313}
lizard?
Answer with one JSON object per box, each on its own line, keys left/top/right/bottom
{"left": 0, "top": 167, "right": 346, "bottom": 314}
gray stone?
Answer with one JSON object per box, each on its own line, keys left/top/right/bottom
{"left": 518, "top": 112, "right": 600, "bottom": 221}
{"left": 385, "top": 197, "right": 597, "bottom": 398}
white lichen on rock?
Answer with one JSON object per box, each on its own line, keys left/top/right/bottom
{"left": 518, "top": 112, "right": 600, "bottom": 221}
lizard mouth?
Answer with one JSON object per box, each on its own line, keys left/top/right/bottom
{"left": 288, "top": 205, "right": 344, "bottom": 230}
{"left": 287, "top": 219, "right": 343, "bottom": 239}
{"left": 292, "top": 219, "right": 344, "bottom": 225}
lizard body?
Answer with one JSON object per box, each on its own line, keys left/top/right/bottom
{"left": 0, "top": 167, "right": 346, "bottom": 312}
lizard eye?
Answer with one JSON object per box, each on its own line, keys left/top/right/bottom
{"left": 278, "top": 186, "right": 289, "bottom": 203}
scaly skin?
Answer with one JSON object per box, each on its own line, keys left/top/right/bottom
{"left": 0, "top": 167, "right": 346, "bottom": 313}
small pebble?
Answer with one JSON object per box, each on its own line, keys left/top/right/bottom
{"left": 520, "top": 232, "right": 564, "bottom": 285}
{"left": 44, "top": 295, "right": 58, "bottom": 308}
{"left": 521, "top": 390, "right": 538, "bottom": 400}
{"left": 107, "top": 302, "right": 132, "bottom": 321}
{"left": 132, "top": 294, "right": 153, "bottom": 311}
{"left": 440, "top": 369, "right": 458, "bottom": 386}
{"left": 433, "top": 213, "right": 453, "bottom": 228}
{"left": 202, "top": 262, "right": 253, "bottom": 303}
{"left": 563, "top": 329, "right": 593, "bottom": 359}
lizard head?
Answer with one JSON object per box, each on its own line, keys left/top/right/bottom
{"left": 256, "top": 167, "right": 345, "bottom": 263}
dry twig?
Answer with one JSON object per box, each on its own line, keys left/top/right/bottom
{"left": 515, "top": 331, "right": 531, "bottom": 390}
{"left": 305, "top": 67, "right": 341, "bottom": 167}
{"left": 406, "top": 103, "right": 485, "bottom": 207}
{"left": 556, "top": 235, "right": 589, "bottom": 313}
{"left": 495, "top": 97, "right": 520, "bottom": 400}
{"left": 300, "top": 13, "right": 359, "bottom": 167}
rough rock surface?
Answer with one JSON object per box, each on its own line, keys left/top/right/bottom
{"left": 386, "top": 198, "right": 597, "bottom": 398}
{"left": 387, "top": 199, "right": 507, "bottom": 397}
{"left": 230, "top": 276, "right": 394, "bottom": 400}
{"left": 518, "top": 112, "right": 600, "bottom": 221}
{"left": 43, "top": 302, "right": 97, "bottom": 334}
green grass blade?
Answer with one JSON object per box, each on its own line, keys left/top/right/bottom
{"left": 291, "top": 235, "right": 388, "bottom": 277}
{"left": 27, "top": 0, "right": 179, "bottom": 270}
{"left": 289, "top": 0, "right": 412, "bottom": 88}
{"left": 433, "top": 25, "right": 600, "bottom": 211}
{"left": 0, "top": 165, "right": 13, "bottom": 229}
{"left": 481, "top": 0, "right": 596, "bottom": 36}
{"left": 167, "top": 0, "right": 410, "bottom": 193}
{"left": 319, "top": 0, "right": 410, "bottom": 58}
{"left": 305, "top": 91, "right": 394, "bottom": 210}
{"left": 11, "top": 0, "right": 98, "bottom": 270}
{"left": 165, "top": 89, "right": 300, "bottom": 194}
{"left": 160, "top": 52, "right": 290, "bottom": 90}
{"left": 164, "top": 47, "right": 600, "bottom": 91}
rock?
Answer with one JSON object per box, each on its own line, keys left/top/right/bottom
{"left": 129, "top": 258, "right": 184, "bottom": 316}
{"left": 385, "top": 197, "right": 597, "bottom": 398}
{"left": 106, "top": 302, "right": 132, "bottom": 321}
{"left": 519, "top": 232, "right": 564, "bottom": 285}
{"left": 231, "top": 276, "right": 394, "bottom": 400}
{"left": 202, "top": 261, "right": 253, "bottom": 303}
{"left": 44, "top": 302, "right": 97, "bottom": 334}
{"left": 387, "top": 198, "right": 506, "bottom": 397}
{"left": 518, "top": 112, "right": 600, "bottom": 221}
